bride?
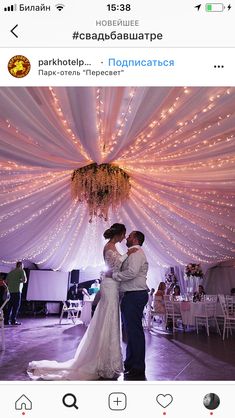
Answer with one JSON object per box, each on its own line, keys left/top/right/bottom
{"left": 27, "top": 223, "right": 135, "bottom": 380}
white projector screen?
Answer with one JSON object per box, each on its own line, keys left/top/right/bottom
{"left": 27, "top": 270, "right": 69, "bottom": 301}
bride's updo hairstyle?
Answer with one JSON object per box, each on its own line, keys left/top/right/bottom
{"left": 103, "top": 223, "right": 126, "bottom": 239}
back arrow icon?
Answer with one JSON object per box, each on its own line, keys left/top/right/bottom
{"left": 11, "top": 24, "right": 18, "bottom": 38}
{"left": 194, "top": 4, "right": 201, "bottom": 10}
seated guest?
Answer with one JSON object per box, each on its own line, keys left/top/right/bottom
{"left": 193, "top": 285, "right": 206, "bottom": 302}
{"left": 231, "top": 288, "right": 235, "bottom": 296}
{"left": 66, "top": 285, "right": 89, "bottom": 306}
{"left": 172, "top": 285, "right": 181, "bottom": 300}
{"left": 90, "top": 279, "right": 100, "bottom": 292}
{"left": 166, "top": 282, "right": 174, "bottom": 295}
{"left": 67, "top": 284, "right": 81, "bottom": 301}
{"left": 65, "top": 285, "right": 90, "bottom": 317}
{"left": 153, "top": 282, "right": 166, "bottom": 313}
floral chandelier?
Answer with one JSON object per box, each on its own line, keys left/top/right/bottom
{"left": 71, "top": 163, "right": 131, "bottom": 221}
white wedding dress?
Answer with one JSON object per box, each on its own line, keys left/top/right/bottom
{"left": 27, "top": 249, "right": 123, "bottom": 380}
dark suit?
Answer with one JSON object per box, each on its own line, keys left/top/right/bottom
{"left": 113, "top": 246, "right": 149, "bottom": 375}
{"left": 121, "top": 289, "right": 148, "bottom": 372}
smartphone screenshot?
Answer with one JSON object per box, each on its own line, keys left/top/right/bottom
{"left": 0, "top": 1, "right": 234, "bottom": 417}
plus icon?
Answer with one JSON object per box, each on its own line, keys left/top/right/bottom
{"left": 108, "top": 393, "right": 127, "bottom": 410}
{"left": 114, "top": 397, "right": 122, "bottom": 406}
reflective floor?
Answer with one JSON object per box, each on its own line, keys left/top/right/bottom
{"left": 0, "top": 317, "right": 234, "bottom": 381}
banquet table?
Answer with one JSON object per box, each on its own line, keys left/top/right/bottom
{"left": 173, "top": 301, "right": 223, "bottom": 326}
{"left": 80, "top": 294, "right": 95, "bottom": 326}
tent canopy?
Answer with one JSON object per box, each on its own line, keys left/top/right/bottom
{"left": 0, "top": 87, "right": 234, "bottom": 271}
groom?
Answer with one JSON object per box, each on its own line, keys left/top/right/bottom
{"left": 111, "top": 230, "right": 149, "bottom": 378}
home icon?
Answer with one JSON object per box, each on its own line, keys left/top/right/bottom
{"left": 15, "top": 395, "right": 32, "bottom": 410}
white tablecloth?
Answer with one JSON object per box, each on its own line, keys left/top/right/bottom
{"left": 173, "top": 301, "right": 223, "bottom": 326}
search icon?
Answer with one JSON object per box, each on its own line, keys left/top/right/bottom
{"left": 62, "top": 393, "right": 78, "bottom": 410}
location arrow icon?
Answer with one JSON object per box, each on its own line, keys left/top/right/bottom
{"left": 195, "top": 4, "right": 201, "bottom": 10}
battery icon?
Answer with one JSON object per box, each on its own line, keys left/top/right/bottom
{"left": 205, "top": 3, "right": 225, "bottom": 11}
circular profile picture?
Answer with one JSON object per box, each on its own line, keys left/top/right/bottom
{"left": 203, "top": 393, "right": 220, "bottom": 410}
{"left": 8, "top": 55, "right": 31, "bottom": 78}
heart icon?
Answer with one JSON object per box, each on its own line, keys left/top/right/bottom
{"left": 156, "top": 394, "right": 173, "bottom": 408}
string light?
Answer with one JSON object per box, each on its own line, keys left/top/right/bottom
{"left": 37, "top": 203, "right": 86, "bottom": 268}
{"left": 49, "top": 87, "right": 90, "bottom": 160}
{"left": 131, "top": 184, "right": 234, "bottom": 264}
{"left": 97, "top": 87, "right": 137, "bottom": 158}
{"left": 120, "top": 87, "right": 235, "bottom": 162}
{"left": 0, "top": 87, "right": 234, "bottom": 269}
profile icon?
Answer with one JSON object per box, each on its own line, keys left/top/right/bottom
{"left": 8, "top": 55, "right": 31, "bottom": 78}
{"left": 203, "top": 393, "right": 220, "bottom": 410}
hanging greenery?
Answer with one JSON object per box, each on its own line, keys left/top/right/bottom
{"left": 71, "top": 163, "right": 131, "bottom": 221}
{"left": 185, "top": 263, "right": 203, "bottom": 278}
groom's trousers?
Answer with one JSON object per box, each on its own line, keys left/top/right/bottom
{"left": 121, "top": 290, "right": 148, "bottom": 373}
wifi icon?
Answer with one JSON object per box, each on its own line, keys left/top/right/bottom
{"left": 55, "top": 4, "right": 65, "bottom": 11}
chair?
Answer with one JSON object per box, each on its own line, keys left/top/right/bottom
{"left": 195, "top": 301, "right": 221, "bottom": 337}
{"left": 144, "top": 306, "right": 166, "bottom": 331}
{"left": 204, "top": 295, "right": 218, "bottom": 302}
{"left": 150, "top": 309, "right": 166, "bottom": 329}
{"left": 225, "top": 295, "right": 235, "bottom": 316}
{"left": 142, "top": 303, "right": 152, "bottom": 330}
{"left": 164, "top": 299, "right": 183, "bottom": 333}
{"left": 150, "top": 293, "right": 167, "bottom": 330}
{"left": 142, "top": 293, "right": 153, "bottom": 330}
{"left": 59, "top": 300, "right": 82, "bottom": 324}
{"left": 0, "top": 290, "right": 10, "bottom": 351}
{"left": 218, "top": 295, "right": 235, "bottom": 340}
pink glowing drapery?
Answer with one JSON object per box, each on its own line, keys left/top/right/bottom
{"left": 0, "top": 87, "right": 234, "bottom": 271}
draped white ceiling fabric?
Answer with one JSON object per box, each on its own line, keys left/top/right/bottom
{"left": 0, "top": 87, "right": 234, "bottom": 271}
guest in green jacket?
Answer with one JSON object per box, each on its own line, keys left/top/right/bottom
{"left": 5, "top": 261, "right": 27, "bottom": 325}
